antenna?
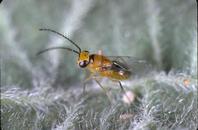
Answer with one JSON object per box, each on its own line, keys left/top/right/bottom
{"left": 39, "top": 28, "right": 81, "bottom": 53}
{"left": 36, "top": 47, "right": 79, "bottom": 56}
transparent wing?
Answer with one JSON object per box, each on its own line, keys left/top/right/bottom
{"left": 106, "top": 56, "right": 152, "bottom": 78}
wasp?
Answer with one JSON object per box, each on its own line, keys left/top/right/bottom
{"left": 37, "top": 28, "right": 148, "bottom": 100}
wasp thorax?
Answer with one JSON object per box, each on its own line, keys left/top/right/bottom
{"left": 78, "top": 51, "right": 90, "bottom": 68}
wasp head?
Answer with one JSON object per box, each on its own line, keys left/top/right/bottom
{"left": 78, "top": 51, "right": 90, "bottom": 68}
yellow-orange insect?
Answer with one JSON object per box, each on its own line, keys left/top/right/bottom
{"left": 37, "top": 28, "right": 147, "bottom": 98}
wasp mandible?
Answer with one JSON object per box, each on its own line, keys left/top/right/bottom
{"left": 37, "top": 28, "right": 148, "bottom": 99}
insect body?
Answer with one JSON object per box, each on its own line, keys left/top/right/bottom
{"left": 79, "top": 52, "right": 131, "bottom": 81}
{"left": 38, "top": 29, "right": 148, "bottom": 99}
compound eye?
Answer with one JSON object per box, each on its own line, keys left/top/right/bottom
{"left": 79, "top": 61, "right": 84, "bottom": 66}
{"left": 79, "top": 60, "right": 88, "bottom": 68}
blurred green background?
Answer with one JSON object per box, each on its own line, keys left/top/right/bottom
{"left": 1, "top": 0, "right": 196, "bottom": 89}
{"left": 0, "top": 0, "right": 197, "bottom": 130}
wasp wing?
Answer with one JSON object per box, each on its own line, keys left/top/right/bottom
{"left": 106, "top": 56, "right": 152, "bottom": 78}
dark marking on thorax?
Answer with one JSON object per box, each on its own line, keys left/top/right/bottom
{"left": 89, "top": 54, "right": 95, "bottom": 64}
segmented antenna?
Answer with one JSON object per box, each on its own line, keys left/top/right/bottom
{"left": 36, "top": 47, "right": 79, "bottom": 56}
{"left": 39, "top": 28, "right": 81, "bottom": 53}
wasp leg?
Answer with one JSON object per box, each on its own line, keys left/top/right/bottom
{"left": 94, "top": 78, "right": 112, "bottom": 102}
{"left": 118, "top": 81, "right": 131, "bottom": 104}
{"left": 82, "top": 72, "right": 94, "bottom": 94}
{"left": 82, "top": 83, "right": 86, "bottom": 94}
{"left": 118, "top": 81, "right": 125, "bottom": 92}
